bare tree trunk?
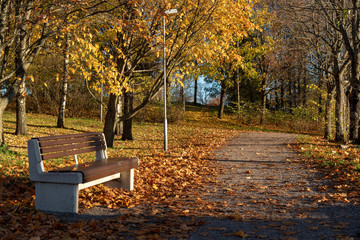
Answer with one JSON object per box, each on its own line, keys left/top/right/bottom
{"left": 57, "top": 31, "right": 70, "bottom": 128}
{"left": 349, "top": 89, "right": 359, "bottom": 142}
{"left": 335, "top": 71, "right": 346, "bottom": 143}
{"left": 235, "top": 74, "right": 241, "bottom": 118}
{"left": 103, "top": 94, "right": 118, "bottom": 147}
{"left": 280, "top": 82, "right": 284, "bottom": 110}
{"left": 0, "top": 100, "right": 8, "bottom": 144}
{"left": 180, "top": 84, "right": 185, "bottom": 111}
{"left": 324, "top": 85, "right": 335, "bottom": 140}
{"left": 115, "top": 95, "right": 123, "bottom": 136}
{"left": 194, "top": 76, "right": 198, "bottom": 104}
{"left": 0, "top": 89, "right": 19, "bottom": 144}
{"left": 302, "top": 75, "right": 307, "bottom": 106}
{"left": 122, "top": 89, "right": 133, "bottom": 141}
{"left": 218, "top": 80, "right": 227, "bottom": 119}
{"left": 14, "top": 3, "right": 29, "bottom": 136}
{"left": 31, "top": 84, "right": 41, "bottom": 113}
{"left": 15, "top": 81, "right": 27, "bottom": 135}
{"left": 260, "top": 77, "right": 267, "bottom": 125}
{"left": 288, "top": 79, "right": 293, "bottom": 109}
{"left": 335, "top": 86, "right": 346, "bottom": 143}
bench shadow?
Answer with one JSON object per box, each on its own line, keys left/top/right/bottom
{"left": 46, "top": 203, "right": 360, "bottom": 239}
{"left": 211, "top": 159, "right": 289, "bottom": 164}
{"left": 8, "top": 145, "right": 27, "bottom": 149}
{"left": 4, "top": 121, "right": 90, "bottom": 134}
{"left": 120, "top": 147, "right": 163, "bottom": 150}
{"left": 3, "top": 173, "right": 360, "bottom": 239}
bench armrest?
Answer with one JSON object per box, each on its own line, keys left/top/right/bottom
{"left": 30, "top": 171, "right": 84, "bottom": 184}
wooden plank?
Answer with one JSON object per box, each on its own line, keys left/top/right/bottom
{"left": 42, "top": 145, "right": 104, "bottom": 160}
{"left": 36, "top": 132, "right": 102, "bottom": 141}
{"left": 41, "top": 140, "right": 105, "bottom": 154}
{"left": 38, "top": 134, "right": 104, "bottom": 147}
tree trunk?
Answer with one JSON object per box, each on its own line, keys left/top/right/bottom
{"left": 218, "top": 80, "right": 227, "bottom": 119}
{"left": 280, "top": 82, "right": 284, "bottom": 110}
{"left": 180, "top": 84, "right": 186, "bottom": 111}
{"left": 302, "top": 75, "right": 307, "bottom": 106}
{"left": 15, "top": 81, "right": 27, "bottom": 135}
{"left": 103, "top": 94, "right": 118, "bottom": 147}
{"left": 335, "top": 75, "right": 346, "bottom": 143}
{"left": 122, "top": 89, "right": 134, "bottom": 141}
{"left": 318, "top": 90, "right": 323, "bottom": 115}
{"left": 31, "top": 84, "right": 41, "bottom": 113}
{"left": 194, "top": 76, "right": 198, "bottom": 104}
{"left": 0, "top": 101, "right": 7, "bottom": 145}
{"left": 235, "top": 74, "right": 241, "bottom": 118}
{"left": 324, "top": 86, "right": 335, "bottom": 140}
{"left": 115, "top": 95, "right": 123, "bottom": 136}
{"left": 14, "top": 7, "right": 28, "bottom": 136}
{"left": 0, "top": 89, "right": 18, "bottom": 145}
{"left": 260, "top": 77, "right": 267, "bottom": 125}
{"left": 57, "top": 31, "right": 70, "bottom": 128}
{"left": 349, "top": 88, "right": 360, "bottom": 142}
{"left": 288, "top": 79, "right": 293, "bottom": 109}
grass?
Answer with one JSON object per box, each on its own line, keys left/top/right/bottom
{"left": 294, "top": 134, "right": 360, "bottom": 197}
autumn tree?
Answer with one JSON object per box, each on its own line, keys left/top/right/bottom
{"left": 194, "top": 0, "right": 269, "bottom": 119}
{"left": 284, "top": 0, "right": 355, "bottom": 142}
{"left": 76, "top": 0, "right": 255, "bottom": 147}
{"left": 55, "top": 1, "right": 125, "bottom": 128}
{"left": 0, "top": 0, "right": 53, "bottom": 142}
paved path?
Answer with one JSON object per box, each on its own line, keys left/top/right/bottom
{"left": 53, "top": 131, "right": 360, "bottom": 239}
{"left": 189, "top": 131, "right": 360, "bottom": 240}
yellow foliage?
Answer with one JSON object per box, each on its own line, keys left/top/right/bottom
{"left": 67, "top": 0, "right": 263, "bottom": 97}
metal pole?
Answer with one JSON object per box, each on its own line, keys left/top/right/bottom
{"left": 163, "top": 15, "right": 168, "bottom": 151}
{"left": 100, "top": 82, "right": 103, "bottom": 122}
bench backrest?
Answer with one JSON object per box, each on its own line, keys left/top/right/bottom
{"left": 28, "top": 132, "right": 108, "bottom": 181}
{"left": 35, "top": 132, "right": 107, "bottom": 160}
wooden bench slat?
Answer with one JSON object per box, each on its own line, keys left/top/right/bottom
{"left": 38, "top": 135, "right": 104, "bottom": 148}
{"left": 42, "top": 145, "right": 104, "bottom": 160}
{"left": 36, "top": 132, "right": 102, "bottom": 141}
{"left": 40, "top": 140, "right": 105, "bottom": 154}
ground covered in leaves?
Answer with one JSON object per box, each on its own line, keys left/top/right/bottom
{"left": 1, "top": 110, "right": 360, "bottom": 239}
{"left": 0, "top": 110, "right": 239, "bottom": 239}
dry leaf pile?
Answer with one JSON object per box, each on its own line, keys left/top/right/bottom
{"left": 0, "top": 112, "right": 238, "bottom": 239}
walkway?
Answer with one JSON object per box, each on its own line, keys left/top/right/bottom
{"left": 189, "top": 131, "right": 360, "bottom": 240}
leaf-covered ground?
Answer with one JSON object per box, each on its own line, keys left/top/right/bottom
{"left": 0, "top": 110, "right": 239, "bottom": 239}
{"left": 295, "top": 135, "right": 360, "bottom": 202}
{"left": 1, "top": 109, "right": 360, "bottom": 239}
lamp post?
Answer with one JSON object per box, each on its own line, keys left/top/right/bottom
{"left": 163, "top": 8, "right": 177, "bottom": 151}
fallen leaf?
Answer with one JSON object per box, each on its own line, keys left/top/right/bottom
{"left": 235, "top": 230, "right": 249, "bottom": 238}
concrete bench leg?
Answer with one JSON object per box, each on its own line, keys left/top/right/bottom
{"left": 35, "top": 182, "right": 79, "bottom": 213}
{"left": 120, "top": 169, "right": 134, "bottom": 191}
{"left": 104, "top": 169, "right": 134, "bottom": 191}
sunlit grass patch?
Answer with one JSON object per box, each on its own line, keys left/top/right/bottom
{"left": 295, "top": 135, "right": 360, "bottom": 196}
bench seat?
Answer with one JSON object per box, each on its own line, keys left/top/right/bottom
{"left": 51, "top": 157, "right": 139, "bottom": 183}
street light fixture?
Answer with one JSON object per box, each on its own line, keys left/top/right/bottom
{"left": 163, "top": 8, "right": 178, "bottom": 151}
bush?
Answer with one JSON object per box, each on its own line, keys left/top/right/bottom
{"left": 265, "top": 106, "right": 323, "bottom": 134}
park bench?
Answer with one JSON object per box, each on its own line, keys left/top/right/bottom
{"left": 27, "top": 132, "right": 139, "bottom": 213}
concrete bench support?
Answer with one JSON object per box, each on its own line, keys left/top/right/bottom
{"left": 35, "top": 182, "right": 79, "bottom": 213}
